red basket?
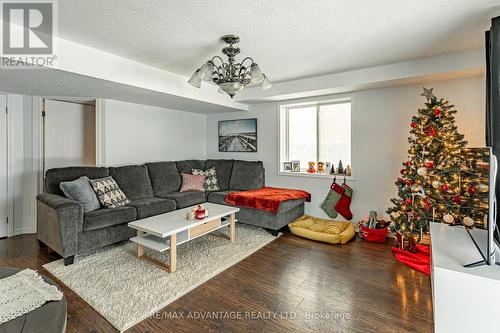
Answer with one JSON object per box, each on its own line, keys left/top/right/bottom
{"left": 360, "top": 225, "right": 388, "bottom": 243}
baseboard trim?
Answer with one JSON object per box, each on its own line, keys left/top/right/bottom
{"left": 13, "top": 228, "right": 36, "bottom": 236}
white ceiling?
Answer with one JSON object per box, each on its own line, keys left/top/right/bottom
{"left": 58, "top": 0, "right": 499, "bottom": 83}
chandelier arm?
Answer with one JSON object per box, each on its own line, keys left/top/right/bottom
{"left": 240, "top": 57, "right": 254, "bottom": 66}
{"left": 211, "top": 56, "right": 225, "bottom": 65}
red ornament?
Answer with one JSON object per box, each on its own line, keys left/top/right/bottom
{"left": 440, "top": 184, "right": 449, "bottom": 192}
{"left": 423, "top": 199, "right": 432, "bottom": 211}
{"left": 433, "top": 107, "right": 442, "bottom": 116}
{"left": 424, "top": 161, "right": 434, "bottom": 169}
{"left": 400, "top": 169, "right": 406, "bottom": 175}
{"left": 397, "top": 177, "right": 404, "bottom": 183}
{"left": 405, "top": 180, "right": 412, "bottom": 186}
{"left": 410, "top": 121, "right": 417, "bottom": 128}
{"left": 195, "top": 205, "right": 206, "bottom": 220}
{"left": 467, "top": 186, "right": 477, "bottom": 194}
{"left": 453, "top": 195, "right": 461, "bottom": 204}
{"left": 425, "top": 126, "right": 437, "bottom": 137}
{"left": 405, "top": 198, "right": 413, "bottom": 205}
{"left": 405, "top": 161, "right": 411, "bottom": 167}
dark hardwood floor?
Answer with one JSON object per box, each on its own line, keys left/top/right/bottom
{"left": 0, "top": 233, "right": 433, "bottom": 333}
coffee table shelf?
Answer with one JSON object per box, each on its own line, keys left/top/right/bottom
{"left": 128, "top": 203, "right": 239, "bottom": 273}
{"left": 130, "top": 218, "right": 236, "bottom": 253}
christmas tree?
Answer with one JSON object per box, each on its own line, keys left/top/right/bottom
{"left": 387, "top": 87, "right": 468, "bottom": 244}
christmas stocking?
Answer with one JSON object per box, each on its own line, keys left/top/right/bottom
{"left": 334, "top": 183, "right": 353, "bottom": 220}
{"left": 320, "top": 185, "right": 342, "bottom": 218}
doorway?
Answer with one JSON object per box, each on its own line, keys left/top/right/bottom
{"left": 42, "top": 98, "right": 96, "bottom": 172}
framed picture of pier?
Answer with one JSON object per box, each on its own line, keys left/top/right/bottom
{"left": 218, "top": 118, "right": 257, "bottom": 152}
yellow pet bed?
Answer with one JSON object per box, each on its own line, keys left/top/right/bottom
{"left": 288, "top": 215, "right": 355, "bottom": 244}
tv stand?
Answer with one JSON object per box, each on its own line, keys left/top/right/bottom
{"left": 430, "top": 222, "right": 500, "bottom": 332}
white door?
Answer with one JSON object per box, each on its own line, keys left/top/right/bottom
{"left": 0, "top": 94, "right": 7, "bottom": 238}
{"left": 44, "top": 100, "right": 96, "bottom": 170}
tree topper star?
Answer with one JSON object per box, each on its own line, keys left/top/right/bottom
{"left": 421, "top": 87, "right": 436, "bottom": 101}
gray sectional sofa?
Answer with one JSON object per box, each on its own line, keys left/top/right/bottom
{"left": 36, "top": 159, "right": 306, "bottom": 265}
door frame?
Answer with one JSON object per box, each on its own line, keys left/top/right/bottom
{"left": 1, "top": 93, "right": 13, "bottom": 238}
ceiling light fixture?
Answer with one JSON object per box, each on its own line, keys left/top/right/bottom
{"left": 187, "top": 35, "right": 272, "bottom": 98}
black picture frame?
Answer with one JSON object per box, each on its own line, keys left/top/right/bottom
{"left": 218, "top": 118, "right": 257, "bottom": 152}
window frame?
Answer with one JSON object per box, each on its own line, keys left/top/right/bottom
{"left": 277, "top": 94, "right": 355, "bottom": 180}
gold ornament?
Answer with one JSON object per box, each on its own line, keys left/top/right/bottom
{"left": 443, "top": 214, "right": 454, "bottom": 224}
{"left": 463, "top": 217, "right": 474, "bottom": 227}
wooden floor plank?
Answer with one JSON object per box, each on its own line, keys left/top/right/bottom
{"left": 0, "top": 232, "right": 434, "bottom": 333}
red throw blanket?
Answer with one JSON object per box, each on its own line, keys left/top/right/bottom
{"left": 224, "top": 187, "right": 311, "bottom": 214}
{"left": 392, "top": 244, "right": 431, "bottom": 276}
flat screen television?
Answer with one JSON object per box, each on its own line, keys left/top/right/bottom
{"left": 461, "top": 147, "right": 499, "bottom": 267}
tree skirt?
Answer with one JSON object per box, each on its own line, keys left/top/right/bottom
{"left": 392, "top": 244, "right": 431, "bottom": 275}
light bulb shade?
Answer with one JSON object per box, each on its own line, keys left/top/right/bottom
{"left": 199, "top": 61, "right": 214, "bottom": 81}
{"left": 187, "top": 69, "right": 202, "bottom": 88}
{"left": 219, "top": 82, "right": 243, "bottom": 98}
{"left": 261, "top": 74, "right": 272, "bottom": 90}
{"left": 249, "top": 63, "right": 264, "bottom": 84}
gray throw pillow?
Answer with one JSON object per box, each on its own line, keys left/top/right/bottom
{"left": 60, "top": 176, "right": 101, "bottom": 213}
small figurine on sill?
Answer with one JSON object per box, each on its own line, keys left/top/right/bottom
{"left": 337, "top": 160, "right": 344, "bottom": 174}
{"left": 325, "top": 162, "right": 331, "bottom": 174}
{"left": 345, "top": 165, "right": 352, "bottom": 176}
{"left": 307, "top": 162, "right": 316, "bottom": 173}
{"left": 317, "top": 162, "right": 325, "bottom": 174}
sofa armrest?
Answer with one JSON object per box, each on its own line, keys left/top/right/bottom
{"left": 36, "top": 193, "right": 83, "bottom": 258}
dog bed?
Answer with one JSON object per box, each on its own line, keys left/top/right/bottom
{"left": 288, "top": 215, "right": 355, "bottom": 244}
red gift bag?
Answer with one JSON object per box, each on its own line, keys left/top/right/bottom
{"left": 360, "top": 225, "right": 388, "bottom": 242}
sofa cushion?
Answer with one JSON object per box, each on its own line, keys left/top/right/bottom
{"left": 127, "top": 197, "right": 177, "bottom": 219}
{"left": 146, "top": 162, "right": 181, "bottom": 195}
{"left": 109, "top": 165, "right": 153, "bottom": 201}
{"left": 60, "top": 176, "right": 101, "bottom": 213}
{"left": 83, "top": 206, "right": 137, "bottom": 231}
{"left": 229, "top": 160, "right": 264, "bottom": 190}
{"left": 176, "top": 160, "right": 205, "bottom": 174}
{"left": 157, "top": 191, "right": 206, "bottom": 209}
{"left": 46, "top": 167, "right": 109, "bottom": 196}
{"left": 204, "top": 159, "right": 234, "bottom": 191}
{"left": 90, "top": 176, "right": 131, "bottom": 208}
{"left": 206, "top": 190, "right": 234, "bottom": 205}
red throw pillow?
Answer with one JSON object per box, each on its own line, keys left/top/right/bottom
{"left": 180, "top": 173, "right": 206, "bottom": 192}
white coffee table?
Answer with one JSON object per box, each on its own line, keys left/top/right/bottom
{"left": 128, "top": 202, "right": 239, "bottom": 273}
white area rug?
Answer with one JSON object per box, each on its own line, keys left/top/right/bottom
{"left": 43, "top": 225, "right": 277, "bottom": 332}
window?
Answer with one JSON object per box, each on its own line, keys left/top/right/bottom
{"left": 279, "top": 97, "right": 352, "bottom": 176}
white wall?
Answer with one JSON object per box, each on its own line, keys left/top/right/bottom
{"left": 206, "top": 76, "right": 485, "bottom": 221}
{"left": 102, "top": 99, "right": 207, "bottom": 166}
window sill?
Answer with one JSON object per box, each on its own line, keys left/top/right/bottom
{"left": 277, "top": 171, "right": 356, "bottom": 181}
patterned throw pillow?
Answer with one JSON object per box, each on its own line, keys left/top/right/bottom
{"left": 180, "top": 173, "right": 206, "bottom": 192}
{"left": 89, "top": 176, "right": 131, "bottom": 208}
{"left": 192, "top": 167, "right": 220, "bottom": 191}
